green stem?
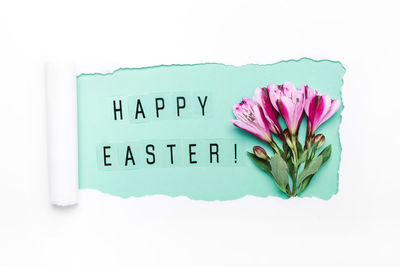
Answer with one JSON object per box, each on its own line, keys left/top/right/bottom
{"left": 290, "top": 135, "right": 298, "bottom": 196}
{"left": 280, "top": 133, "right": 287, "bottom": 160}
{"left": 270, "top": 140, "right": 282, "bottom": 157}
{"left": 304, "top": 134, "right": 313, "bottom": 166}
{"left": 298, "top": 135, "right": 314, "bottom": 194}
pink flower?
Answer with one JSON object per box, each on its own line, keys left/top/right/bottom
{"left": 303, "top": 85, "right": 341, "bottom": 135}
{"left": 231, "top": 97, "right": 273, "bottom": 143}
{"left": 253, "top": 87, "right": 282, "bottom": 136}
{"left": 268, "top": 82, "right": 305, "bottom": 135}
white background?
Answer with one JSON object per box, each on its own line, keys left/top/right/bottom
{"left": 1, "top": 0, "right": 400, "bottom": 266}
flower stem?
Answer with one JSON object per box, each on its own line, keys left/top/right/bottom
{"left": 290, "top": 135, "right": 299, "bottom": 196}
{"left": 304, "top": 134, "right": 313, "bottom": 166}
{"left": 270, "top": 140, "right": 281, "bottom": 156}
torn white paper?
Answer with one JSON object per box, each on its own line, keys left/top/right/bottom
{"left": 46, "top": 62, "right": 79, "bottom": 206}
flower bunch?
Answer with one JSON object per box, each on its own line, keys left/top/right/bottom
{"left": 231, "top": 82, "right": 340, "bottom": 197}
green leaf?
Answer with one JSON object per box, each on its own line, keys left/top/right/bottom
{"left": 297, "top": 151, "right": 307, "bottom": 166}
{"left": 247, "top": 152, "right": 271, "bottom": 174}
{"left": 277, "top": 145, "right": 284, "bottom": 156}
{"left": 299, "top": 176, "right": 312, "bottom": 193}
{"left": 270, "top": 154, "right": 290, "bottom": 193}
{"left": 299, "top": 145, "right": 333, "bottom": 194}
{"left": 287, "top": 159, "right": 296, "bottom": 180}
{"left": 296, "top": 139, "right": 304, "bottom": 155}
{"left": 297, "top": 155, "right": 323, "bottom": 186}
{"left": 318, "top": 144, "right": 332, "bottom": 164}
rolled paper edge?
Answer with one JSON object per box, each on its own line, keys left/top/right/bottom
{"left": 46, "top": 62, "right": 79, "bottom": 206}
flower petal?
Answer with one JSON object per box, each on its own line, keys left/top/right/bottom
{"left": 303, "top": 85, "right": 317, "bottom": 116}
{"left": 253, "top": 105, "right": 272, "bottom": 141}
{"left": 242, "top": 97, "right": 257, "bottom": 106}
{"left": 317, "top": 99, "right": 341, "bottom": 128}
{"left": 312, "top": 95, "right": 331, "bottom": 129}
{"left": 231, "top": 119, "right": 268, "bottom": 141}
{"left": 233, "top": 102, "right": 241, "bottom": 114}
{"left": 267, "top": 84, "right": 280, "bottom": 111}
{"left": 282, "top": 82, "right": 297, "bottom": 99}
{"left": 306, "top": 95, "right": 318, "bottom": 122}
{"left": 253, "top": 87, "right": 282, "bottom": 135}
{"left": 278, "top": 96, "right": 297, "bottom": 134}
{"left": 253, "top": 87, "right": 264, "bottom": 105}
{"left": 294, "top": 94, "right": 305, "bottom": 132}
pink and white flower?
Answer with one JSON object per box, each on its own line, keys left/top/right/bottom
{"left": 268, "top": 82, "right": 305, "bottom": 136}
{"left": 303, "top": 85, "right": 341, "bottom": 136}
{"left": 231, "top": 97, "right": 273, "bottom": 143}
{"left": 253, "top": 87, "right": 282, "bottom": 136}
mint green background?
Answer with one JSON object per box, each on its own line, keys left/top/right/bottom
{"left": 78, "top": 58, "right": 345, "bottom": 200}
{"left": 96, "top": 139, "right": 245, "bottom": 170}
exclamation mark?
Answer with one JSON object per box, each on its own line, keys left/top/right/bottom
{"left": 234, "top": 144, "right": 237, "bottom": 163}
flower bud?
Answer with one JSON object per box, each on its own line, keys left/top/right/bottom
{"left": 283, "top": 129, "right": 293, "bottom": 148}
{"left": 313, "top": 134, "right": 325, "bottom": 149}
{"left": 253, "top": 146, "right": 269, "bottom": 160}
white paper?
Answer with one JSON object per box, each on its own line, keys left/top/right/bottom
{"left": 46, "top": 62, "right": 79, "bottom": 206}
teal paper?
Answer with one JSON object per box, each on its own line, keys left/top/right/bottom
{"left": 78, "top": 58, "right": 345, "bottom": 200}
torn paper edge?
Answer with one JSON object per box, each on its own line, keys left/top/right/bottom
{"left": 46, "top": 62, "right": 79, "bottom": 206}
